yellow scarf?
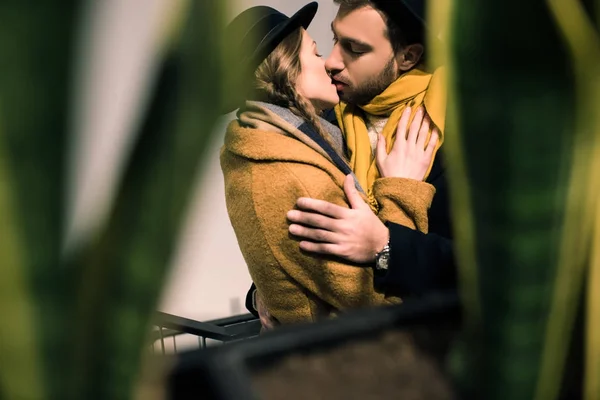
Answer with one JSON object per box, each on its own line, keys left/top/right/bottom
{"left": 335, "top": 67, "right": 447, "bottom": 211}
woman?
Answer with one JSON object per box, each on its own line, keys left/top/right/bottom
{"left": 221, "top": 2, "right": 439, "bottom": 325}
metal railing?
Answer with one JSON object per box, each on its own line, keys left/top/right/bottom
{"left": 151, "top": 312, "right": 261, "bottom": 355}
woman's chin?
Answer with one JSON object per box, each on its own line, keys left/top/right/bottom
{"left": 324, "top": 97, "right": 339, "bottom": 109}
{"left": 311, "top": 97, "right": 339, "bottom": 113}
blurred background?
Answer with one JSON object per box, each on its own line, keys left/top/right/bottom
{"left": 65, "top": 0, "right": 340, "bottom": 323}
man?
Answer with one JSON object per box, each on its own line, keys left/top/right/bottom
{"left": 248, "top": 0, "right": 456, "bottom": 327}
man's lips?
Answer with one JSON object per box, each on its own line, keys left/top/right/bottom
{"left": 331, "top": 78, "right": 347, "bottom": 91}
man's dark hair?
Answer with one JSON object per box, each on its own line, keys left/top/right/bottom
{"left": 333, "top": 0, "right": 424, "bottom": 54}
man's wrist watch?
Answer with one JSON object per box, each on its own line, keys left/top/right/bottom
{"left": 374, "top": 242, "right": 391, "bottom": 271}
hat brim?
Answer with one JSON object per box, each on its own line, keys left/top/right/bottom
{"left": 290, "top": 1, "right": 319, "bottom": 31}
{"left": 250, "top": 2, "right": 318, "bottom": 70}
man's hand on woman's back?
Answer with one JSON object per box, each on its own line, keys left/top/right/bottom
{"left": 287, "top": 175, "right": 389, "bottom": 263}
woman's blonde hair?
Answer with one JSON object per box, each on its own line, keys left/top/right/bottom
{"left": 254, "top": 28, "right": 330, "bottom": 140}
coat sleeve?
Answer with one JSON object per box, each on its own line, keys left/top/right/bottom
{"left": 373, "top": 222, "right": 456, "bottom": 296}
{"left": 372, "top": 178, "right": 436, "bottom": 233}
{"left": 248, "top": 163, "right": 400, "bottom": 324}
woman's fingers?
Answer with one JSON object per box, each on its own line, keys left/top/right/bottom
{"left": 390, "top": 107, "right": 412, "bottom": 158}
{"left": 395, "top": 106, "right": 412, "bottom": 139}
{"left": 425, "top": 128, "right": 439, "bottom": 159}
{"left": 417, "top": 115, "right": 431, "bottom": 149}
{"left": 375, "top": 133, "right": 388, "bottom": 169}
{"left": 407, "top": 106, "right": 424, "bottom": 145}
{"left": 378, "top": 106, "right": 440, "bottom": 180}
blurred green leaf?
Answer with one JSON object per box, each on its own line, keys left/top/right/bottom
{"left": 588, "top": 208, "right": 600, "bottom": 400}
{"left": 439, "top": 0, "right": 579, "bottom": 398}
{"left": 0, "top": 113, "right": 45, "bottom": 399}
{"left": 69, "top": 0, "right": 227, "bottom": 398}
{"left": 535, "top": 2, "right": 600, "bottom": 399}
{"left": 437, "top": 0, "right": 600, "bottom": 398}
{"left": 0, "top": 0, "right": 229, "bottom": 398}
{"left": 0, "top": 1, "right": 78, "bottom": 398}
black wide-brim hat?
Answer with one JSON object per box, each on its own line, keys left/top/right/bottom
{"left": 221, "top": 2, "right": 318, "bottom": 114}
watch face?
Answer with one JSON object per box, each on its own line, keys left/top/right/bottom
{"left": 377, "top": 253, "right": 390, "bottom": 271}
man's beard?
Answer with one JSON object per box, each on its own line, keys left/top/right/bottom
{"left": 340, "top": 57, "right": 398, "bottom": 106}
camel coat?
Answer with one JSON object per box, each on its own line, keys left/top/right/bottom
{"left": 220, "top": 102, "right": 435, "bottom": 325}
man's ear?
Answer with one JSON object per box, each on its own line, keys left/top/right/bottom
{"left": 397, "top": 43, "right": 424, "bottom": 71}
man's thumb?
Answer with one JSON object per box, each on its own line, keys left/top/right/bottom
{"left": 344, "top": 174, "right": 366, "bottom": 209}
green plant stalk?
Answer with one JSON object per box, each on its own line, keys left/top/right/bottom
{"left": 427, "top": 3, "right": 484, "bottom": 383}
{"left": 0, "top": 113, "right": 45, "bottom": 399}
{"left": 588, "top": 203, "right": 600, "bottom": 400}
{"left": 446, "top": 0, "right": 577, "bottom": 398}
{"left": 534, "top": 1, "right": 600, "bottom": 399}
{"left": 430, "top": 5, "right": 481, "bottom": 382}
{"left": 427, "top": 0, "right": 482, "bottom": 343}
{"left": 69, "top": 0, "right": 226, "bottom": 398}
{"left": 0, "top": 2, "right": 78, "bottom": 399}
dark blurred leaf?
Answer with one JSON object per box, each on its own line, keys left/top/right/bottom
{"left": 0, "top": 119, "right": 45, "bottom": 398}
{"left": 69, "top": 0, "right": 226, "bottom": 398}
{"left": 0, "top": 1, "right": 78, "bottom": 398}
{"left": 440, "top": 0, "right": 578, "bottom": 398}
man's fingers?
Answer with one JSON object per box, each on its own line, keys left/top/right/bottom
{"left": 408, "top": 107, "right": 424, "bottom": 144}
{"left": 287, "top": 208, "right": 339, "bottom": 230}
{"left": 343, "top": 174, "right": 368, "bottom": 210}
{"left": 298, "top": 240, "right": 342, "bottom": 256}
{"left": 294, "top": 197, "right": 348, "bottom": 218}
{"left": 289, "top": 223, "right": 338, "bottom": 243}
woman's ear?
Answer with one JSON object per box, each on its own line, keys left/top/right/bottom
{"left": 397, "top": 43, "right": 424, "bottom": 71}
